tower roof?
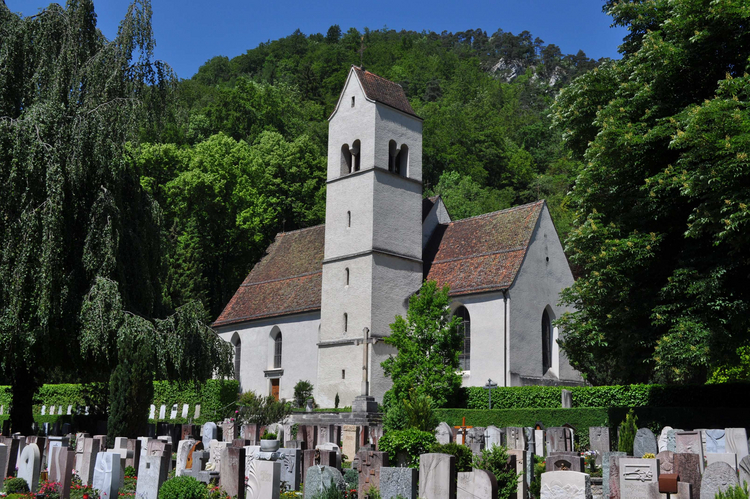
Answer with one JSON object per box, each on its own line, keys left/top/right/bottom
{"left": 351, "top": 66, "right": 419, "bottom": 118}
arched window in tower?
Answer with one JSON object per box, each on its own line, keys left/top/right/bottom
{"left": 274, "top": 332, "right": 282, "bottom": 369}
{"left": 455, "top": 306, "right": 470, "bottom": 371}
{"left": 351, "top": 140, "right": 361, "bottom": 171}
{"left": 388, "top": 140, "right": 398, "bottom": 172}
{"left": 341, "top": 144, "right": 352, "bottom": 175}
{"left": 542, "top": 309, "right": 552, "bottom": 374}
{"left": 398, "top": 144, "right": 409, "bottom": 176}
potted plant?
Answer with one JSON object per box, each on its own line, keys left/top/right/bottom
{"left": 260, "top": 430, "right": 279, "bottom": 452}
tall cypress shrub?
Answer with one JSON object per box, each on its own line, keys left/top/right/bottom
{"left": 107, "top": 336, "right": 154, "bottom": 443}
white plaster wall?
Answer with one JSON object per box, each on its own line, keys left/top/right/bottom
{"left": 320, "top": 255, "right": 373, "bottom": 343}
{"left": 372, "top": 170, "right": 423, "bottom": 260}
{"left": 373, "top": 105, "right": 423, "bottom": 182}
{"left": 507, "top": 204, "right": 581, "bottom": 383}
{"left": 324, "top": 174, "right": 375, "bottom": 260}
{"left": 450, "top": 292, "right": 508, "bottom": 388}
{"left": 215, "top": 311, "right": 320, "bottom": 401}
{"left": 327, "top": 74, "right": 376, "bottom": 180}
{"left": 317, "top": 343, "right": 366, "bottom": 408}
{"left": 370, "top": 253, "right": 422, "bottom": 339}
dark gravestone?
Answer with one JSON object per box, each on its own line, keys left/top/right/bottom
{"left": 157, "top": 422, "right": 169, "bottom": 436}
{"left": 2, "top": 420, "right": 10, "bottom": 436}
{"left": 546, "top": 451, "right": 584, "bottom": 472}
{"left": 219, "top": 446, "right": 245, "bottom": 499}
{"left": 357, "top": 450, "right": 389, "bottom": 497}
{"left": 589, "top": 427, "right": 610, "bottom": 466}
{"left": 610, "top": 453, "right": 624, "bottom": 499}
{"left": 674, "top": 453, "right": 701, "bottom": 499}
{"left": 546, "top": 427, "right": 573, "bottom": 453}
{"left": 147, "top": 424, "right": 156, "bottom": 438}
{"left": 603, "top": 451, "right": 626, "bottom": 499}
{"left": 633, "top": 428, "right": 658, "bottom": 458}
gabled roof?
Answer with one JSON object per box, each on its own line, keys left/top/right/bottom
{"left": 352, "top": 66, "right": 419, "bottom": 118}
{"left": 423, "top": 201, "right": 545, "bottom": 296}
{"left": 213, "top": 225, "right": 325, "bottom": 327}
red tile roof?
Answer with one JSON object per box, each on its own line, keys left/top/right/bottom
{"left": 214, "top": 201, "right": 545, "bottom": 325}
{"left": 213, "top": 225, "right": 325, "bottom": 327}
{"left": 424, "top": 201, "right": 544, "bottom": 296}
{"left": 352, "top": 66, "right": 419, "bottom": 118}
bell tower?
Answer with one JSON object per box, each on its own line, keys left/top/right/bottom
{"left": 317, "top": 66, "right": 424, "bottom": 408}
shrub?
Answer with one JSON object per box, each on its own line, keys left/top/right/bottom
{"left": 159, "top": 476, "right": 208, "bottom": 499}
{"left": 206, "top": 486, "right": 230, "bottom": 499}
{"left": 335, "top": 393, "right": 340, "bottom": 409}
{"left": 382, "top": 390, "right": 408, "bottom": 432}
{"left": 294, "top": 380, "right": 314, "bottom": 408}
{"left": 4, "top": 478, "right": 29, "bottom": 494}
{"left": 261, "top": 431, "right": 277, "bottom": 440}
{"left": 473, "top": 445, "right": 520, "bottom": 499}
{"left": 378, "top": 428, "right": 436, "bottom": 468}
{"left": 618, "top": 409, "right": 638, "bottom": 455}
{"left": 311, "top": 485, "right": 346, "bottom": 499}
{"left": 402, "top": 389, "right": 439, "bottom": 432}
{"left": 124, "top": 465, "right": 137, "bottom": 477}
{"left": 430, "top": 442, "right": 473, "bottom": 472}
{"left": 716, "top": 483, "right": 750, "bottom": 499}
{"left": 38, "top": 481, "right": 62, "bottom": 499}
{"left": 237, "top": 390, "right": 292, "bottom": 427}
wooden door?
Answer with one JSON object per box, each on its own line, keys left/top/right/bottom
{"left": 271, "top": 379, "right": 279, "bottom": 401}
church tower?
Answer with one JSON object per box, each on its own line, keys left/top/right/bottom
{"left": 317, "top": 67, "right": 424, "bottom": 407}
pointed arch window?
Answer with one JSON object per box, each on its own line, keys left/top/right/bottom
{"left": 274, "top": 332, "right": 283, "bottom": 369}
{"left": 542, "top": 309, "right": 552, "bottom": 374}
{"left": 455, "top": 306, "right": 470, "bottom": 371}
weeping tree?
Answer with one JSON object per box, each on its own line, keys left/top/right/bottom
{"left": 0, "top": 0, "right": 233, "bottom": 435}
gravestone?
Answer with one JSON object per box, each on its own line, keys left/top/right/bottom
{"left": 674, "top": 452, "right": 701, "bottom": 499}
{"left": 535, "top": 429, "right": 545, "bottom": 456}
{"left": 705, "top": 429, "right": 726, "bottom": 454}
{"left": 506, "top": 427, "right": 524, "bottom": 451}
{"left": 656, "top": 451, "right": 675, "bottom": 474}
{"left": 135, "top": 452, "right": 170, "bottom": 499}
{"left": 546, "top": 451, "right": 584, "bottom": 472}
{"left": 633, "top": 428, "right": 658, "bottom": 457}
{"left": 561, "top": 389, "right": 572, "bottom": 409}
{"left": 48, "top": 446, "right": 74, "bottom": 499}
{"left": 277, "top": 447, "right": 302, "bottom": 491}
{"left": 507, "top": 449, "right": 526, "bottom": 499}
{"left": 675, "top": 431, "right": 705, "bottom": 472}
{"left": 603, "top": 451, "right": 626, "bottom": 499}
{"left": 726, "top": 428, "right": 749, "bottom": 461}
{"left": 738, "top": 456, "right": 750, "bottom": 489}
{"left": 93, "top": 434, "right": 106, "bottom": 451}
{"left": 357, "top": 450, "right": 388, "bottom": 497}
{"left": 524, "top": 427, "right": 535, "bottom": 452}
{"left": 457, "top": 469, "right": 497, "bottom": 499}
{"left": 126, "top": 438, "right": 141, "bottom": 471}
{"left": 658, "top": 426, "right": 673, "bottom": 453}
{"left": 93, "top": 451, "right": 122, "bottom": 499}
{"left": 80, "top": 437, "right": 100, "bottom": 486}
{"left": 618, "top": 457, "right": 659, "bottom": 498}
{"left": 608, "top": 452, "right": 626, "bottom": 499}
{"left": 149, "top": 405, "right": 155, "bottom": 419}
{"left": 0, "top": 437, "right": 19, "bottom": 478}
{"left": 209, "top": 439, "right": 230, "bottom": 468}
{"left": 707, "top": 453, "right": 737, "bottom": 470}
{"left": 0, "top": 444, "right": 8, "bottom": 489}
{"left": 667, "top": 429, "right": 682, "bottom": 452}
{"left": 176, "top": 439, "right": 196, "bottom": 476}
{"left": 303, "top": 466, "right": 345, "bottom": 499}
{"left": 220, "top": 446, "right": 245, "bottom": 499}
{"left": 246, "top": 459, "right": 280, "bottom": 499}
{"left": 302, "top": 448, "right": 337, "bottom": 483}
{"left": 700, "top": 462, "right": 738, "bottom": 499}
{"left": 18, "top": 443, "right": 41, "bottom": 493}
{"left": 222, "top": 420, "right": 238, "bottom": 442}
{"left": 435, "top": 422, "right": 452, "bottom": 445}
{"left": 159, "top": 405, "right": 166, "bottom": 419}
{"left": 419, "top": 453, "right": 456, "bottom": 499}
{"left": 540, "top": 471, "right": 592, "bottom": 499}
{"left": 482, "top": 426, "right": 502, "bottom": 449}
{"left": 380, "top": 467, "right": 418, "bottom": 499}
{"left": 589, "top": 427, "right": 609, "bottom": 465}
{"left": 546, "top": 427, "right": 572, "bottom": 453}
{"left": 170, "top": 404, "right": 178, "bottom": 420}
{"left": 182, "top": 404, "right": 189, "bottom": 419}
{"left": 342, "top": 425, "right": 358, "bottom": 463}
{"left": 186, "top": 441, "right": 204, "bottom": 470}
{"left": 194, "top": 404, "right": 201, "bottom": 419}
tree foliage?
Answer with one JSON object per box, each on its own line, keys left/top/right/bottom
{"left": 0, "top": 0, "right": 232, "bottom": 433}
{"left": 552, "top": 0, "right": 750, "bottom": 384}
{"left": 382, "top": 281, "right": 462, "bottom": 409}
{"left": 236, "top": 390, "right": 292, "bottom": 428}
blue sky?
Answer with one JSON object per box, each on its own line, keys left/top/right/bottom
{"left": 8, "top": 1, "right": 628, "bottom": 80}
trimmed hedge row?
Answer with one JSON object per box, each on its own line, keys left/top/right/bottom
{"left": 0, "top": 380, "right": 239, "bottom": 425}
{"left": 466, "top": 383, "right": 750, "bottom": 410}
{"left": 436, "top": 406, "right": 750, "bottom": 450}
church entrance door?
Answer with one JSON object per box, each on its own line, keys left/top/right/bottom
{"left": 271, "top": 379, "right": 279, "bottom": 401}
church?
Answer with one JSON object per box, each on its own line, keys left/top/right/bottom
{"left": 213, "top": 66, "right": 583, "bottom": 408}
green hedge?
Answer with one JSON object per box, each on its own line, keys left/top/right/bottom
{"left": 0, "top": 379, "right": 239, "bottom": 425}
{"left": 466, "top": 383, "right": 750, "bottom": 410}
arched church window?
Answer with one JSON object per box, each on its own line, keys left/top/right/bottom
{"left": 351, "top": 140, "right": 361, "bottom": 171}
{"left": 542, "top": 309, "right": 552, "bottom": 374}
{"left": 388, "top": 140, "right": 398, "bottom": 172}
{"left": 455, "top": 306, "right": 470, "bottom": 371}
{"left": 398, "top": 144, "right": 409, "bottom": 176}
{"left": 274, "top": 332, "right": 282, "bottom": 369}
{"left": 341, "top": 144, "right": 352, "bottom": 175}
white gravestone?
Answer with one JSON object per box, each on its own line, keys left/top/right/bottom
{"left": 707, "top": 453, "right": 738, "bottom": 470}
{"left": 175, "top": 439, "right": 195, "bottom": 477}
{"left": 457, "top": 470, "right": 496, "bottom": 499}
{"left": 246, "top": 459, "right": 281, "bottom": 499}
{"left": 484, "top": 426, "right": 503, "bottom": 449}
{"left": 705, "top": 429, "right": 726, "bottom": 454}
{"left": 194, "top": 404, "right": 201, "bottom": 419}
{"left": 170, "top": 404, "right": 178, "bottom": 420}
{"left": 540, "top": 471, "right": 592, "bottom": 499}
{"left": 619, "top": 457, "right": 660, "bottom": 499}
{"left": 701, "top": 462, "right": 739, "bottom": 499}
{"left": 658, "top": 426, "right": 673, "bottom": 453}
{"left": 419, "top": 453, "right": 456, "bottom": 499}
{"left": 726, "top": 428, "right": 749, "bottom": 461}
{"left": 93, "top": 451, "right": 122, "bottom": 499}
{"left": 159, "top": 405, "right": 166, "bottom": 419}
{"left": 435, "top": 422, "right": 452, "bottom": 445}
{"left": 18, "top": 443, "right": 41, "bottom": 493}
{"left": 202, "top": 422, "right": 218, "bottom": 449}
{"left": 738, "top": 456, "right": 750, "bottom": 489}
{"left": 182, "top": 404, "right": 189, "bottom": 419}
{"left": 149, "top": 405, "right": 155, "bottom": 419}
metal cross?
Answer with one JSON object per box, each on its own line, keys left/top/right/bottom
{"left": 483, "top": 378, "right": 498, "bottom": 409}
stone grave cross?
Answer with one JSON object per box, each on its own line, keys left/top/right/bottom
{"left": 454, "top": 417, "right": 473, "bottom": 446}
{"left": 359, "top": 327, "right": 378, "bottom": 397}
{"left": 483, "top": 379, "right": 498, "bottom": 409}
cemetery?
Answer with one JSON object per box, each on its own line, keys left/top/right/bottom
{"left": 1, "top": 380, "right": 750, "bottom": 499}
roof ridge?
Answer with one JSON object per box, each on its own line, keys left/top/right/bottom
{"left": 447, "top": 199, "right": 545, "bottom": 225}
{"left": 276, "top": 223, "right": 326, "bottom": 237}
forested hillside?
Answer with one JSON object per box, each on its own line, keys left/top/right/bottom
{"left": 136, "top": 26, "right": 604, "bottom": 318}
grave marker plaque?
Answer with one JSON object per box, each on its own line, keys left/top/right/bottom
{"left": 618, "top": 457, "right": 659, "bottom": 499}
